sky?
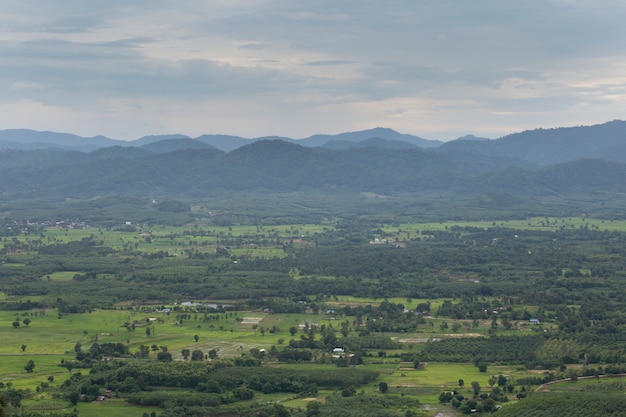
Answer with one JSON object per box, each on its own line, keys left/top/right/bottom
{"left": 1, "top": 1, "right": 626, "bottom": 141}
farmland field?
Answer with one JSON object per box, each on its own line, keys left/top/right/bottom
{"left": 3, "top": 216, "right": 626, "bottom": 416}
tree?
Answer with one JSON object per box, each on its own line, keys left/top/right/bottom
{"left": 12, "top": 320, "right": 20, "bottom": 329}
{"left": 191, "top": 350, "right": 204, "bottom": 361}
{"left": 341, "top": 386, "right": 356, "bottom": 397}
{"left": 497, "top": 374, "right": 507, "bottom": 387}
{"left": 438, "top": 391, "right": 453, "bottom": 402}
{"left": 458, "top": 379, "right": 464, "bottom": 388}
{"left": 181, "top": 348, "right": 190, "bottom": 360}
{"left": 137, "top": 344, "right": 150, "bottom": 358}
{"left": 22, "top": 318, "right": 31, "bottom": 327}
{"left": 482, "top": 398, "right": 496, "bottom": 412}
{"left": 20, "top": 344, "right": 26, "bottom": 352}
{"left": 379, "top": 381, "right": 388, "bottom": 393}
{"left": 471, "top": 381, "right": 480, "bottom": 397}
{"left": 208, "top": 348, "right": 218, "bottom": 360}
{"left": 289, "top": 326, "right": 298, "bottom": 336}
{"left": 68, "top": 391, "right": 80, "bottom": 405}
{"left": 24, "top": 360, "right": 35, "bottom": 373}
{"left": 7, "top": 389, "right": 22, "bottom": 409}
{"left": 306, "top": 401, "right": 321, "bottom": 417}
{"left": 194, "top": 334, "right": 199, "bottom": 342}
{"left": 145, "top": 327, "right": 151, "bottom": 337}
{"left": 250, "top": 348, "right": 265, "bottom": 360}
{"left": 157, "top": 351, "right": 172, "bottom": 362}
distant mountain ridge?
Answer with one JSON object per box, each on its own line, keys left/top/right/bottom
{"left": 439, "top": 120, "right": 626, "bottom": 165}
{"left": 1, "top": 135, "right": 625, "bottom": 200}
{"left": 1, "top": 121, "right": 625, "bottom": 166}
{"left": 0, "top": 127, "right": 442, "bottom": 153}
{"left": 1, "top": 121, "right": 626, "bottom": 211}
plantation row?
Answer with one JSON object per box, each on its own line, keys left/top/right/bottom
{"left": 420, "top": 336, "right": 543, "bottom": 364}
{"left": 496, "top": 392, "right": 626, "bottom": 417}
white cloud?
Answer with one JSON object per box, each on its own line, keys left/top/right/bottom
{"left": 1, "top": 1, "right": 625, "bottom": 140}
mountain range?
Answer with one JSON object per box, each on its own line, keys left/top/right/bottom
{"left": 0, "top": 127, "right": 441, "bottom": 153}
{"left": 2, "top": 121, "right": 625, "bottom": 165}
{"left": 1, "top": 120, "right": 626, "bottom": 219}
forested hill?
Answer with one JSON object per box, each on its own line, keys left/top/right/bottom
{"left": 1, "top": 138, "right": 626, "bottom": 205}
{"left": 439, "top": 120, "right": 626, "bottom": 165}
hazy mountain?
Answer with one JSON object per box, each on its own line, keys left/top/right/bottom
{"left": 440, "top": 120, "right": 626, "bottom": 165}
{"left": 86, "top": 146, "right": 153, "bottom": 161}
{"left": 452, "top": 134, "right": 491, "bottom": 142}
{"left": 2, "top": 121, "right": 625, "bottom": 162}
{"left": 141, "top": 138, "right": 216, "bottom": 153}
{"left": 299, "top": 127, "right": 441, "bottom": 148}
{"left": 0, "top": 129, "right": 122, "bottom": 151}
{"left": 195, "top": 134, "right": 258, "bottom": 152}
{"left": 193, "top": 129, "right": 437, "bottom": 151}
{"left": 1, "top": 138, "right": 625, "bottom": 207}
{"left": 132, "top": 134, "right": 191, "bottom": 146}
{"left": 0, "top": 127, "right": 443, "bottom": 152}
{"left": 2, "top": 121, "right": 626, "bottom": 219}
{"left": 322, "top": 137, "right": 419, "bottom": 150}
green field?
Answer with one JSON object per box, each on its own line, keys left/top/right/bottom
{"left": 3, "top": 215, "right": 626, "bottom": 416}
{"left": 0, "top": 299, "right": 548, "bottom": 416}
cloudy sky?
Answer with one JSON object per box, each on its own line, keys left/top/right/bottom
{"left": 1, "top": 1, "right": 625, "bottom": 141}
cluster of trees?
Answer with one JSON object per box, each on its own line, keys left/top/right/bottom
{"left": 57, "top": 357, "right": 379, "bottom": 415}
{"left": 495, "top": 391, "right": 626, "bottom": 417}
{"left": 420, "top": 336, "right": 543, "bottom": 364}
{"left": 305, "top": 394, "right": 420, "bottom": 417}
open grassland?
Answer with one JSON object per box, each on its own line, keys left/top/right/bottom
{"left": 379, "top": 362, "right": 537, "bottom": 392}
{"left": 21, "top": 222, "right": 332, "bottom": 260}
{"left": 6, "top": 216, "right": 626, "bottom": 258}
{"left": 2, "top": 299, "right": 624, "bottom": 416}
{"left": 1, "top": 302, "right": 511, "bottom": 380}
{"left": 378, "top": 216, "right": 626, "bottom": 239}
{"left": 0, "top": 302, "right": 537, "bottom": 357}
{"left": 43, "top": 271, "right": 82, "bottom": 281}
{"left": 72, "top": 398, "right": 161, "bottom": 417}
{"left": 16, "top": 396, "right": 139, "bottom": 417}
{"left": 0, "top": 354, "right": 73, "bottom": 390}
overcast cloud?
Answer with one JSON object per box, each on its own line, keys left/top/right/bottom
{"left": 1, "top": 1, "right": 625, "bottom": 140}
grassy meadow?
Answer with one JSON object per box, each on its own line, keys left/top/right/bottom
{"left": 1, "top": 300, "right": 549, "bottom": 416}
